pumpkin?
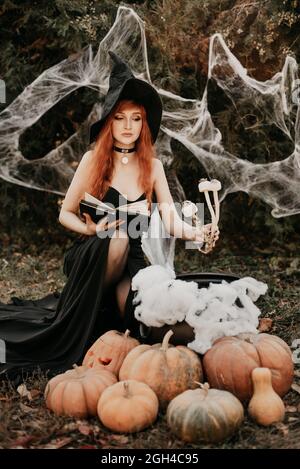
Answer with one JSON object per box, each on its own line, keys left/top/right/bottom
{"left": 44, "top": 364, "right": 117, "bottom": 418}
{"left": 248, "top": 367, "right": 285, "bottom": 426}
{"left": 167, "top": 382, "right": 244, "bottom": 443}
{"left": 203, "top": 333, "right": 294, "bottom": 402}
{"left": 97, "top": 379, "right": 159, "bottom": 433}
{"left": 119, "top": 330, "right": 203, "bottom": 409}
{"left": 82, "top": 329, "right": 140, "bottom": 376}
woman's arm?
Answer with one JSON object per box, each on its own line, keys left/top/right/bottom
{"left": 58, "top": 150, "right": 95, "bottom": 235}
{"left": 153, "top": 159, "right": 199, "bottom": 241}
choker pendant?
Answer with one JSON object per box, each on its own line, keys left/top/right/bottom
{"left": 113, "top": 145, "right": 135, "bottom": 164}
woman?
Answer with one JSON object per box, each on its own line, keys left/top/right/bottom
{"left": 0, "top": 52, "right": 216, "bottom": 384}
{"left": 62, "top": 100, "right": 208, "bottom": 305}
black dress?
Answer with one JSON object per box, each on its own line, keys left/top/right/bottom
{"left": 0, "top": 186, "right": 155, "bottom": 384}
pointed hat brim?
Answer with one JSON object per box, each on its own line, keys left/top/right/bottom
{"left": 89, "top": 52, "right": 162, "bottom": 144}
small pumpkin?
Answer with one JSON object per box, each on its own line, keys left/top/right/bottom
{"left": 167, "top": 382, "right": 244, "bottom": 443}
{"left": 97, "top": 380, "right": 159, "bottom": 433}
{"left": 44, "top": 364, "right": 117, "bottom": 418}
{"left": 248, "top": 367, "right": 285, "bottom": 426}
{"left": 82, "top": 329, "right": 140, "bottom": 376}
{"left": 203, "top": 333, "right": 294, "bottom": 402}
{"left": 119, "top": 330, "right": 203, "bottom": 409}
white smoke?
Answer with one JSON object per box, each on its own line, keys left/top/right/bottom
{"left": 132, "top": 265, "right": 268, "bottom": 354}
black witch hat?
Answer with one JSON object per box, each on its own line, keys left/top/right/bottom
{"left": 89, "top": 51, "right": 163, "bottom": 145}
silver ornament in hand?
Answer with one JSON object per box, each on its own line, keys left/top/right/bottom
{"left": 181, "top": 200, "right": 204, "bottom": 248}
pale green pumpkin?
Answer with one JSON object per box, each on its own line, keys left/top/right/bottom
{"left": 167, "top": 383, "right": 244, "bottom": 443}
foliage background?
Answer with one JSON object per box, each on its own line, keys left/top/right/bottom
{"left": 0, "top": 0, "right": 300, "bottom": 254}
{"left": 1, "top": 1, "right": 300, "bottom": 450}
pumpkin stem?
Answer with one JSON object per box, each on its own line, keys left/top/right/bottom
{"left": 161, "top": 330, "right": 174, "bottom": 351}
{"left": 124, "top": 329, "right": 131, "bottom": 338}
{"left": 194, "top": 381, "right": 210, "bottom": 394}
{"left": 252, "top": 367, "right": 272, "bottom": 384}
{"left": 123, "top": 381, "right": 131, "bottom": 398}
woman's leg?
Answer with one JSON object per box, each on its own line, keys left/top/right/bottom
{"left": 115, "top": 273, "right": 131, "bottom": 318}
{"left": 103, "top": 229, "right": 129, "bottom": 289}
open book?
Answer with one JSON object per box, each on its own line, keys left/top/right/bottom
{"left": 79, "top": 192, "right": 150, "bottom": 224}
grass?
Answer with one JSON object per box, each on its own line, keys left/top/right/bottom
{"left": 0, "top": 235, "right": 300, "bottom": 449}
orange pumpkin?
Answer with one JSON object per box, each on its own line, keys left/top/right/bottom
{"left": 167, "top": 382, "right": 244, "bottom": 443}
{"left": 119, "top": 330, "right": 203, "bottom": 409}
{"left": 203, "top": 333, "right": 294, "bottom": 402}
{"left": 82, "top": 329, "right": 140, "bottom": 376}
{"left": 97, "top": 380, "right": 159, "bottom": 433}
{"left": 44, "top": 364, "right": 117, "bottom": 418}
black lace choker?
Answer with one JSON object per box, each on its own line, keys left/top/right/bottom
{"left": 113, "top": 145, "right": 136, "bottom": 153}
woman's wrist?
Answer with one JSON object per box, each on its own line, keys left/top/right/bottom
{"left": 182, "top": 224, "right": 198, "bottom": 242}
{"left": 60, "top": 210, "right": 95, "bottom": 236}
{"left": 85, "top": 223, "right": 97, "bottom": 236}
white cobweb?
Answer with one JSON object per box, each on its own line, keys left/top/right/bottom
{"left": 0, "top": 5, "right": 299, "bottom": 272}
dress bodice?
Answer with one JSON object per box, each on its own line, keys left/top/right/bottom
{"left": 102, "top": 185, "right": 145, "bottom": 204}
{"left": 102, "top": 185, "right": 156, "bottom": 207}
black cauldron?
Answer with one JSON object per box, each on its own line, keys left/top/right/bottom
{"left": 139, "top": 271, "right": 241, "bottom": 346}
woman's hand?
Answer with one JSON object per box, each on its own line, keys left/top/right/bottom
{"left": 190, "top": 226, "right": 205, "bottom": 246}
{"left": 82, "top": 213, "right": 125, "bottom": 236}
{"left": 202, "top": 223, "right": 220, "bottom": 243}
{"left": 190, "top": 223, "right": 220, "bottom": 247}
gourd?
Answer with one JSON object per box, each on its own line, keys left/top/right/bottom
{"left": 119, "top": 330, "right": 203, "bottom": 409}
{"left": 203, "top": 333, "right": 294, "bottom": 402}
{"left": 44, "top": 364, "right": 117, "bottom": 418}
{"left": 248, "top": 367, "right": 285, "bottom": 426}
{"left": 82, "top": 329, "right": 140, "bottom": 376}
{"left": 167, "top": 382, "right": 244, "bottom": 443}
{"left": 97, "top": 380, "right": 159, "bottom": 433}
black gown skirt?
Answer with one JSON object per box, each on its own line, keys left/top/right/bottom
{"left": 0, "top": 186, "right": 154, "bottom": 384}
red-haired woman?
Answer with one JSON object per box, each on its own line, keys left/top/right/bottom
{"left": 0, "top": 52, "right": 216, "bottom": 383}
{"left": 59, "top": 94, "right": 207, "bottom": 341}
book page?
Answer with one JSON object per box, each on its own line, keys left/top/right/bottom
{"left": 84, "top": 192, "right": 113, "bottom": 211}
{"left": 118, "top": 199, "right": 149, "bottom": 215}
{"left": 84, "top": 192, "right": 149, "bottom": 215}
{"left": 84, "top": 192, "right": 102, "bottom": 205}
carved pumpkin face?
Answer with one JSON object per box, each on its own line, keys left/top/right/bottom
{"left": 82, "top": 329, "right": 140, "bottom": 377}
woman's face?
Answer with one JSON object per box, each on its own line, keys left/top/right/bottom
{"left": 111, "top": 106, "right": 143, "bottom": 147}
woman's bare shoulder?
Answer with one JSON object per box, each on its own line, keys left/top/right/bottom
{"left": 75, "top": 150, "right": 95, "bottom": 174}
{"left": 82, "top": 149, "right": 94, "bottom": 162}
{"left": 151, "top": 158, "right": 163, "bottom": 181}
{"left": 152, "top": 157, "right": 162, "bottom": 167}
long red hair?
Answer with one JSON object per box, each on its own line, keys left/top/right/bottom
{"left": 88, "top": 99, "right": 157, "bottom": 210}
